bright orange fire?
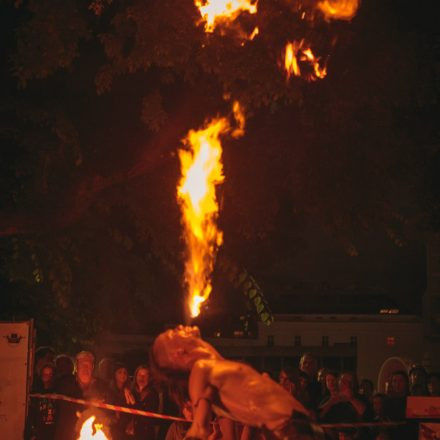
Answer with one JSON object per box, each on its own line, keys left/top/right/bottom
{"left": 316, "top": 0, "right": 360, "bottom": 21}
{"left": 78, "top": 416, "right": 108, "bottom": 440}
{"left": 177, "top": 103, "right": 245, "bottom": 318}
{"left": 195, "top": 0, "right": 257, "bottom": 33}
{"left": 284, "top": 40, "right": 327, "bottom": 81}
{"left": 177, "top": 117, "right": 227, "bottom": 318}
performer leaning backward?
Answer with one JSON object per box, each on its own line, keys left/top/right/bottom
{"left": 151, "top": 325, "right": 327, "bottom": 439}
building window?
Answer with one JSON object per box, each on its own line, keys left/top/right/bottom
{"left": 387, "top": 336, "right": 396, "bottom": 346}
{"left": 350, "top": 336, "right": 357, "bottom": 346}
{"left": 322, "top": 336, "right": 329, "bottom": 347}
{"left": 294, "top": 335, "right": 302, "bottom": 347}
{"left": 267, "top": 335, "right": 274, "bottom": 347}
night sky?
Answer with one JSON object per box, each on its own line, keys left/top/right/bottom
{"left": 0, "top": 0, "right": 438, "bottom": 347}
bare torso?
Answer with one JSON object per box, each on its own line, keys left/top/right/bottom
{"left": 191, "top": 359, "right": 306, "bottom": 431}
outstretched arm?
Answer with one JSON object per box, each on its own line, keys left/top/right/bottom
{"left": 186, "top": 360, "right": 216, "bottom": 439}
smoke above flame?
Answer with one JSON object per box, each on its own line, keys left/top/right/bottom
{"left": 177, "top": 102, "right": 245, "bottom": 319}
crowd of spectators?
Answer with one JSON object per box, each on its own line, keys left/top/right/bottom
{"left": 26, "top": 346, "right": 440, "bottom": 440}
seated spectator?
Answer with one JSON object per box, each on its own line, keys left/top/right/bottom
{"left": 409, "top": 365, "right": 428, "bottom": 396}
{"left": 428, "top": 372, "right": 440, "bottom": 396}
{"left": 27, "top": 363, "right": 57, "bottom": 440}
{"left": 54, "top": 351, "right": 108, "bottom": 440}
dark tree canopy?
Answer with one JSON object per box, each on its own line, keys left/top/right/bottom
{"left": 0, "top": 0, "right": 439, "bottom": 350}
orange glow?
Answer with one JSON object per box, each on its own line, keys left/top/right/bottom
{"left": 232, "top": 100, "right": 245, "bottom": 138}
{"left": 177, "top": 103, "right": 245, "bottom": 318}
{"left": 78, "top": 416, "right": 108, "bottom": 440}
{"left": 316, "top": 0, "right": 360, "bottom": 21}
{"left": 195, "top": 0, "right": 257, "bottom": 33}
{"left": 177, "top": 117, "right": 228, "bottom": 318}
{"left": 284, "top": 41, "right": 301, "bottom": 79}
{"left": 284, "top": 41, "right": 327, "bottom": 81}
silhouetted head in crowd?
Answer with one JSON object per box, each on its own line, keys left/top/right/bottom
{"left": 35, "top": 346, "right": 56, "bottom": 376}
{"left": 428, "top": 373, "right": 440, "bottom": 396}
{"left": 338, "top": 372, "right": 358, "bottom": 397}
{"left": 388, "top": 370, "right": 409, "bottom": 398}
{"left": 55, "top": 354, "right": 74, "bottom": 378}
{"left": 359, "top": 378, "right": 374, "bottom": 401}
{"left": 113, "top": 362, "right": 129, "bottom": 391}
{"left": 299, "top": 353, "right": 318, "bottom": 380}
{"left": 278, "top": 366, "right": 300, "bottom": 396}
{"left": 39, "top": 363, "right": 55, "bottom": 390}
{"left": 97, "top": 357, "right": 114, "bottom": 383}
{"left": 134, "top": 365, "right": 151, "bottom": 393}
{"left": 325, "top": 370, "right": 338, "bottom": 396}
{"left": 409, "top": 365, "right": 428, "bottom": 395}
{"left": 75, "top": 351, "right": 95, "bottom": 388}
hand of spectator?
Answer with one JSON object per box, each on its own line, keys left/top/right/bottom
{"left": 124, "top": 387, "right": 135, "bottom": 405}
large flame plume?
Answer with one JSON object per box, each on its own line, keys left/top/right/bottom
{"left": 195, "top": 0, "right": 257, "bottom": 33}
{"left": 284, "top": 40, "right": 327, "bottom": 81}
{"left": 177, "top": 103, "right": 245, "bottom": 319}
{"left": 316, "top": 0, "right": 360, "bottom": 21}
{"left": 78, "top": 416, "right": 108, "bottom": 440}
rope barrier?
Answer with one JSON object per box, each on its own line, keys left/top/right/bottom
{"left": 30, "top": 393, "right": 188, "bottom": 423}
{"left": 30, "top": 393, "right": 406, "bottom": 429}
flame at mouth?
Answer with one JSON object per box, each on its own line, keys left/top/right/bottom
{"left": 284, "top": 40, "right": 327, "bottom": 81}
{"left": 195, "top": 0, "right": 257, "bottom": 33}
{"left": 316, "top": 0, "right": 360, "bottom": 21}
{"left": 78, "top": 416, "right": 108, "bottom": 440}
{"left": 177, "top": 103, "right": 245, "bottom": 319}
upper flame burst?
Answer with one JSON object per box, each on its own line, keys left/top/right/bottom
{"left": 316, "top": 0, "right": 360, "bottom": 21}
{"left": 195, "top": 0, "right": 257, "bottom": 33}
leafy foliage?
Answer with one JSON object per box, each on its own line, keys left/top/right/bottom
{"left": 0, "top": 0, "right": 439, "bottom": 348}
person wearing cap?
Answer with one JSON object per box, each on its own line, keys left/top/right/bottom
{"left": 54, "top": 351, "right": 109, "bottom": 440}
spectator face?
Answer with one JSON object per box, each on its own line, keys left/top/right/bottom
{"left": 279, "top": 370, "right": 297, "bottom": 395}
{"left": 115, "top": 367, "right": 128, "bottom": 388}
{"left": 40, "top": 366, "right": 54, "bottom": 388}
{"left": 136, "top": 367, "right": 149, "bottom": 391}
{"left": 339, "top": 373, "right": 354, "bottom": 395}
{"left": 390, "top": 373, "right": 407, "bottom": 397}
{"left": 326, "top": 373, "right": 338, "bottom": 393}
{"left": 300, "top": 354, "right": 318, "bottom": 378}
{"left": 77, "top": 359, "right": 93, "bottom": 386}
{"left": 428, "top": 375, "right": 440, "bottom": 396}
